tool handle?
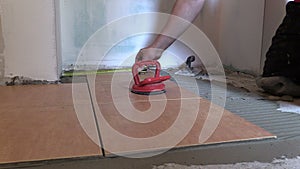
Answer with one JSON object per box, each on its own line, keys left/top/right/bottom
{"left": 139, "top": 75, "right": 171, "bottom": 86}
{"left": 132, "top": 60, "right": 162, "bottom": 85}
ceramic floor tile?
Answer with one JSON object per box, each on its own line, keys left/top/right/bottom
{"left": 93, "top": 98, "right": 275, "bottom": 156}
{"left": 0, "top": 85, "right": 74, "bottom": 108}
{"left": 87, "top": 74, "right": 275, "bottom": 156}
{"left": 0, "top": 83, "right": 102, "bottom": 164}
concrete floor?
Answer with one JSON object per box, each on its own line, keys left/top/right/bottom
{"left": 1, "top": 133, "right": 300, "bottom": 169}
{"left": 154, "top": 157, "right": 300, "bottom": 169}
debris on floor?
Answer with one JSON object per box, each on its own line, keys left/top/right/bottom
{"left": 175, "top": 69, "right": 198, "bottom": 77}
{"left": 4, "top": 76, "right": 59, "bottom": 86}
{"left": 256, "top": 76, "right": 300, "bottom": 97}
{"left": 174, "top": 56, "right": 207, "bottom": 77}
{"left": 153, "top": 157, "right": 300, "bottom": 169}
{"left": 267, "top": 95, "right": 294, "bottom": 102}
{"left": 0, "top": 77, "right": 10, "bottom": 86}
{"left": 221, "top": 70, "right": 299, "bottom": 103}
{"left": 277, "top": 100, "right": 300, "bottom": 114}
{"left": 224, "top": 69, "right": 259, "bottom": 93}
{"left": 170, "top": 67, "right": 298, "bottom": 103}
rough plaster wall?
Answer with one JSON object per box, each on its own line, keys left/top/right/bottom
{"left": 0, "top": 0, "right": 58, "bottom": 81}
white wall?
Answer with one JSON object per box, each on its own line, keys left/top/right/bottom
{"left": 60, "top": 0, "right": 269, "bottom": 75}
{"left": 60, "top": 0, "right": 185, "bottom": 70}
{"left": 219, "top": 0, "right": 265, "bottom": 74}
{"left": 196, "top": 0, "right": 265, "bottom": 75}
{"left": 0, "top": 0, "right": 289, "bottom": 81}
{"left": 0, "top": 0, "right": 59, "bottom": 81}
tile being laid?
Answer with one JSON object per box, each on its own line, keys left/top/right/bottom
{"left": 94, "top": 97, "right": 275, "bottom": 156}
{"left": 90, "top": 73, "right": 199, "bottom": 105}
{"left": 94, "top": 97, "right": 203, "bottom": 156}
{"left": 87, "top": 73, "right": 276, "bottom": 157}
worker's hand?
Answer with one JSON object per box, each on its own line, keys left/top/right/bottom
{"left": 135, "top": 47, "right": 164, "bottom": 62}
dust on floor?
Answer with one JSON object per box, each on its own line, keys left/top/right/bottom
{"left": 154, "top": 157, "right": 300, "bottom": 169}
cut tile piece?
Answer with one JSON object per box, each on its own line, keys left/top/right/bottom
{"left": 0, "top": 83, "right": 102, "bottom": 164}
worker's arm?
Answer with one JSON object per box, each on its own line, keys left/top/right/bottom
{"left": 136, "top": 0, "right": 205, "bottom": 62}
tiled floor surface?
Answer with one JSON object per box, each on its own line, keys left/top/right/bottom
{"left": 0, "top": 72, "right": 275, "bottom": 164}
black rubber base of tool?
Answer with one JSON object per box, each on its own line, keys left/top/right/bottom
{"left": 131, "top": 90, "right": 166, "bottom": 95}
